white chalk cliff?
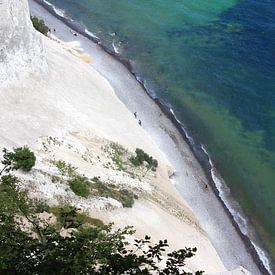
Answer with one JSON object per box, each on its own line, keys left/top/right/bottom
{"left": 0, "top": 0, "right": 46, "bottom": 85}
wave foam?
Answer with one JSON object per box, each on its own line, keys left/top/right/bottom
{"left": 252, "top": 242, "right": 272, "bottom": 274}
{"left": 43, "top": 0, "right": 66, "bottom": 18}
{"left": 201, "top": 144, "right": 272, "bottom": 274}
{"left": 84, "top": 28, "right": 99, "bottom": 40}
{"left": 112, "top": 40, "right": 119, "bottom": 54}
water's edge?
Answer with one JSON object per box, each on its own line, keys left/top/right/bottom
{"left": 32, "top": 0, "right": 270, "bottom": 273}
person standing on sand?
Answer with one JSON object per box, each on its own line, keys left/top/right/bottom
{"left": 69, "top": 29, "right": 77, "bottom": 36}
{"left": 134, "top": 112, "right": 137, "bottom": 118}
{"left": 138, "top": 120, "right": 142, "bottom": 126}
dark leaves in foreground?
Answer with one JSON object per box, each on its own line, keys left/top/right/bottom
{"left": 0, "top": 149, "right": 203, "bottom": 275}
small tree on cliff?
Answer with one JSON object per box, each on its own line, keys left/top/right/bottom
{"left": 31, "top": 16, "right": 49, "bottom": 35}
{"left": 0, "top": 146, "right": 36, "bottom": 175}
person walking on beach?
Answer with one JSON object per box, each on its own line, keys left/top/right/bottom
{"left": 69, "top": 29, "right": 78, "bottom": 36}
{"left": 134, "top": 112, "right": 137, "bottom": 118}
{"left": 138, "top": 120, "right": 142, "bottom": 126}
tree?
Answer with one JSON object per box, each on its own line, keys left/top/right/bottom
{"left": 31, "top": 16, "right": 49, "bottom": 35}
{"left": 130, "top": 148, "right": 158, "bottom": 173}
{"left": 0, "top": 146, "right": 36, "bottom": 174}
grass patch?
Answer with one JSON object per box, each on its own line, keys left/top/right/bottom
{"left": 50, "top": 204, "right": 103, "bottom": 229}
{"left": 54, "top": 160, "right": 76, "bottom": 177}
{"left": 91, "top": 177, "right": 136, "bottom": 208}
{"left": 76, "top": 213, "right": 104, "bottom": 227}
{"left": 54, "top": 158, "right": 137, "bottom": 207}
{"left": 69, "top": 175, "right": 90, "bottom": 198}
{"left": 112, "top": 188, "right": 136, "bottom": 208}
{"left": 109, "top": 143, "right": 127, "bottom": 171}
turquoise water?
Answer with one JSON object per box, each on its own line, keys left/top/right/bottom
{"left": 47, "top": 0, "right": 275, "bottom": 269}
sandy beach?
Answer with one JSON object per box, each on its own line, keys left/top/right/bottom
{"left": 0, "top": 0, "right": 262, "bottom": 273}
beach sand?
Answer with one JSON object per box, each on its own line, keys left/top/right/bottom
{"left": 0, "top": 0, "right": 261, "bottom": 273}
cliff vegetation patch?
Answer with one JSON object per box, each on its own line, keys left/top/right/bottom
{"left": 53, "top": 160, "right": 137, "bottom": 207}
{"left": 31, "top": 16, "right": 49, "bottom": 35}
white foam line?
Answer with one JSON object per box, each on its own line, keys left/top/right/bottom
{"left": 169, "top": 108, "right": 182, "bottom": 125}
{"left": 112, "top": 40, "right": 119, "bottom": 54}
{"left": 252, "top": 242, "right": 272, "bottom": 274}
{"left": 202, "top": 144, "right": 248, "bottom": 233}
{"left": 202, "top": 144, "right": 272, "bottom": 274}
{"left": 85, "top": 28, "right": 99, "bottom": 40}
{"left": 43, "top": 0, "right": 66, "bottom": 18}
{"left": 210, "top": 158, "right": 249, "bottom": 235}
{"left": 169, "top": 108, "right": 197, "bottom": 146}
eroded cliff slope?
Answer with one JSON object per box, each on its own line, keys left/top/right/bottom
{"left": 0, "top": 0, "right": 46, "bottom": 85}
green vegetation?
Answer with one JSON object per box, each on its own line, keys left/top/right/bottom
{"left": 34, "top": 200, "right": 50, "bottom": 213}
{"left": 104, "top": 143, "right": 158, "bottom": 178}
{"left": 0, "top": 148, "right": 202, "bottom": 274}
{"left": 68, "top": 175, "right": 90, "bottom": 198}
{"left": 54, "top": 160, "right": 76, "bottom": 177}
{"left": 54, "top": 161, "right": 90, "bottom": 198}
{"left": 30, "top": 16, "right": 49, "bottom": 35}
{"left": 66, "top": 173, "right": 136, "bottom": 207}
{"left": 1, "top": 146, "right": 36, "bottom": 174}
{"left": 76, "top": 212, "right": 104, "bottom": 227}
{"left": 109, "top": 142, "right": 127, "bottom": 171}
{"left": 51, "top": 175, "right": 61, "bottom": 183}
{"left": 53, "top": 158, "right": 137, "bottom": 207}
{"left": 91, "top": 177, "right": 136, "bottom": 207}
{"left": 0, "top": 175, "right": 201, "bottom": 274}
{"left": 50, "top": 204, "right": 104, "bottom": 228}
{"left": 130, "top": 148, "right": 158, "bottom": 171}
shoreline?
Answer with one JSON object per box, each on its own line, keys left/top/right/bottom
{"left": 29, "top": 0, "right": 269, "bottom": 273}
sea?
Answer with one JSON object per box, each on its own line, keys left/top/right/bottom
{"left": 38, "top": 0, "right": 275, "bottom": 273}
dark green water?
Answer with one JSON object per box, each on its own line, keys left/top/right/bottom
{"left": 46, "top": 0, "right": 275, "bottom": 270}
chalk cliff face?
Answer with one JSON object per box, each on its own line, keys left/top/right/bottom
{"left": 0, "top": 0, "right": 46, "bottom": 86}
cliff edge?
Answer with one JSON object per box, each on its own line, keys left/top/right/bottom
{"left": 0, "top": 0, "right": 46, "bottom": 86}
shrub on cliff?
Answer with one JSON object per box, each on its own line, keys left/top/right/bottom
{"left": 68, "top": 175, "right": 90, "bottom": 198}
{"left": 31, "top": 16, "right": 49, "bottom": 35}
{"left": 91, "top": 177, "right": 136, "bottom": 208}
{"left": 1, "top": 146, "right": 36, "bottom": 174}
{"left": 130, "top": 148, "right": 158, "bottom": 171}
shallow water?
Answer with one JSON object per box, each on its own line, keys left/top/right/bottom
{"left": 46, "top": 0, "right": 275, "bottom": 270}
